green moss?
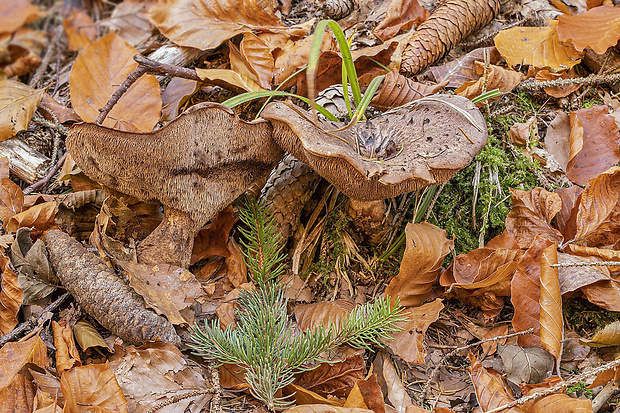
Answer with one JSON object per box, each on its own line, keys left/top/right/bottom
{"left": 309, "top": 206, "right": 349, "bottom": 281}
{"left": 566, "top": 381, "right": 594, "bottom": 398}
{"left": 429, "top": 114, "right": 541, "bottom": 256}
{"left": 564, "top": 298, "right": 620, "bottom": 337}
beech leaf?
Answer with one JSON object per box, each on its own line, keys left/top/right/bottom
{"left": 505, "top": 188, "right": 563, "bottom": 249}
{"left": 539, "top": 244, "right": 563, "bottom": 365}
{"left": 60, "top": 363, "right": 128, "bottom": 412}
{"left": 0, "top": 79, "right": 44, "bottom": 141}
{"left": 580, "top": 321, "right": 620, "bottom": 347}
{"left": 468, "top": 353, "right": 524, "bottom": 412}
{"left": 557, "top": 6, "right": 620, "bottom": 54}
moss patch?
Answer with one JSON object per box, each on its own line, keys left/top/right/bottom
{"left": 564, "top": 298, "right": 620, "bottom": 337}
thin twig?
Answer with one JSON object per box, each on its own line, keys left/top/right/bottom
{"left": 96, "top": 66, "right": 148, "bottom": 125}
{"left": 551, "top": 261, "right": 620, "bottom": 268}
{"left": 517, "top": 72, "right": 620, "bottom": 92}
{"left": 0, "top": 292, "right": 70, "bottom": 346}
{"left": 133, "top": 55, "right": 201, "bottom": 81}
{"left": 145, "top": 389, "right": 215, "bottom": 413}
{"left": 418, "top": 328, "right": 534, "bottom": 406}
{"left": 485, "top": 357, "right": 620, "bottom": 413}
{"left": 23, "top": 152, "right": 68, "bottom": 195}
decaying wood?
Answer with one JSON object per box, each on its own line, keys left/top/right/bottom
{"left": 260, "top": 154, "right": 321, "bottom": 243}
{"left": 45, "top": 230, "right": 181, "bottom": 346}
{"left": 401, "top": 0, "right": 501, "bottom": 74}
{"left": 0, "top": 139, "right": 50, "bottom": 185}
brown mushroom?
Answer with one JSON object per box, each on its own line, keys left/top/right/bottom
{"left": 261, "top": 94, "right": 487, "bottom": 242}
{"left": 67, "top": 102, "right": 284, "bottom": 268}
{"left": 261, "top": 94, "right": 487, "bottom": 201}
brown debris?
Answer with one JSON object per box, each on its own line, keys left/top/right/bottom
{"left": 67, "top": 102, "right": 284, "bottom": 268}
{"left": 401, "top": 0, "right": 501, "bottom": 74}
{"left": 45, "top": 229, "right": 181, "bottom": 346}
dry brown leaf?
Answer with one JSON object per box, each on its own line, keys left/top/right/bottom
{"left": 430, "top": 47, "right": 501, "bottom": 89}
{"left": 544, "top": 111, "right": 570, "bottom": 172}
{"left": 570, "top": 166, "right": 620, "bottom": 247}
{"left": 161, "top": 78, "right": 199, "bottom": 122}
{"left": 580, "top": 321, "right": 620, "bottom": 347}
{"left": 191, "top": 206, "right": 237, "bottom": 264}
{"left": 505, "top": 188, "right": 563, "bottom": 249}
{"left": 73, "top": 319, "right": 111, "bottom": 351}
{"left": 566, "top": 106, "right": 620, "bottom": 186}
{"left": 225, "top": 237, "right": 248, "bottom": 287}
{"left": 508, "top": 116, "right": 536, "bottom": 147}
{"left": 374, "top": 351, "right": 412, "bottom": 412}
{"left": 70, "top": 31, "right": 161, "bottom": 132}
{"left": 528, "top": 393, "right": 593, "bottom": 412}
{"left": 63, "top": 11, "right": 96, "bottom": 51}
{"left": 0, "top": 177, "right": 24, "bottom": 226}
{"left": 371, "top": 70, "right": 445, "bottom": 110}
{"left": 343, "top": 374, "right": 385, "bottom": 413}
{"left": 467, "top": 353, "right": 524, "bottom": 413}
{"left": 538, "top": 244, "right": 563, "bottom": 366}
{"left": 109, "top": 342, "right": 212, "bottom": 412}
{"left": 282, "top": 384, "right": 342, "bottom": 407}
{"left": 148, "top": 0, "right": 306, "bottom": 51}
{"left": 535, "top": 69, "right": 581, "bottom": 98}
{"left": 294, "top": 350, "right": 365, "bottom": 399}
{"left": 273, "top": 34, "right": 337, "bottom": 86}
{"left": 494, "top": 21, "right": 583, "bottom": 70}
{"left": 589, "top": 355, "right": 620, "bottom": 388}
{"left": 100, "top": 0, "right": 156, "bottom": 47}
{"left": 215, "top": 283, "right": 253, "bottom": 329}
{"left": 52, "top": 320, "right": 81, "bottom": 375}
{"left": 6, "top": 201, "right": 56, "bottom": 234}
{"left": 481, "top": 325, "right": 509, "bottom": 357}
{"left": 373, "top": 0, "right": 428, "bottom": 41}
{"left": 283, "top": 406, "right": 372, "bottom": 413}
{"left": 119, "top": 260, "right": 204, "bottom": 325}
{"left": 0, "top": 335, "right": 48, "bottom": 391}
{"left": 385, "top": 223, "right": 453, "bottom": 307}
{"left": 387, "top": 298, "right": 443, "bottom": 364}
{"left": 444, "top": 247, "right": 522, "bottom": 297}
{"left": 195, "top": 68, "right": 264, "bottom": 93}
{"left": 240, "top": 32, "right": 275, "bottom": 90}
{"left": 0, "top": 0, "right": 44, "bottom": 36}
{"left": 0, "top": 372, "right": 35, "bottom": 412}
{"left": 455, "top": 62, "right": 524, "bottom": 102}
{"left": 557, "top": 6, "right": 620, "bottom": 54}
{"left": 0, "top": 79, "right": 44, "bottom": 140}
{"left": 295, "top": 299, "right": 357, "bottom": 332}
{"left": 61, "top": 363, "right": 128, "bottom": 412}
{"left": 1, "top": 27, "right": 47, "bottom": 78}
{"left": 0, "top": 251, "right": 23, "bottom": 334}
{"left": 39, "top": 93, "right": 81, "bottom": 123}
{"left": 511, "top": 237, "right": 555, "bottom": 348}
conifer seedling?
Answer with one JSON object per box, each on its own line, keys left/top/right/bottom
{"left": 189, "top": 198, "right": 407, "bottom": 410}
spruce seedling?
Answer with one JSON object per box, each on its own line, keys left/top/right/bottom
{"left": 189, "top": 198, "right": 406, "bottom": 410}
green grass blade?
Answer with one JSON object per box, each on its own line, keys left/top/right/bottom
{"left": 221, "top": 90, "right": 340, "bottom": 121}
{"left": 351, "top": 75, "right": 385, "bottom": 122}
{"left": 471, "top": 88, "right": 502, "bottom": 104}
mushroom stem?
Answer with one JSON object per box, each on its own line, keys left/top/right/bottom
{"left": 137, "top": 207, "right": 201, "bottom": 268}
{"left": 346, "top": 199, "right": 392, "bottom": 246}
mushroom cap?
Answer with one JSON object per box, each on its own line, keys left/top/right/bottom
{"left": 261, "top": 94, "right": 487, "bottom": 201}
{"left": 67, "top": 102, "right": 284, "bottom": 225}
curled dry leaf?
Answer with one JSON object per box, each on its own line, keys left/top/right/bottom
{"left": 342, "top": 374, "right": 385, "bottom": 412}
{"left": 196, "top": 68, "right": 264, "bottom": 93}
{"left": 0, "top": 251, "right": 23, "bottom": 334}
{"left": 544, "top": 111, "right": 570, "bottom": 173}
{"left": 557, "top": 6, "right": 620, "bottom": 54}
{"left": 374, "top": 351, "right": 412, "bottom": 412}
{"left": 0, "top": 79, "right": 44, "bottom": 141}
{"left": 0, "top": 177, "right": 24, "bottom": 228}
{"left": 6, "top": 201, "right": 57, "bottom": 234}
{"left": 283, "top": 406, "right": 373, "bottom": 413}
{"left": 63, "top": 11, "right": 96, "bottom": 51}
{"left": 371, "top": 70, "right": 446, "bottom": 110}
{"left": 527, "top": 393, "right": 593, "bottom": 412}
{"left": 589, "top": 355, "right": 620, "bottom": 388}
{"left": 467, "top": 353, "right": 523, "bottom": 413}
{"left": 61, "top": 363, "right": 128, "bottom": 413}
{"left": 430, "top": 47, "right": 501, "bottom": 89}
{"left": 295, "top": 299, "right": 357, "bottom": 332}
{"left": 387, "top": 298, "right": 443, "bottom": 364}
{"left": 283, "top": 384, "right": 342, "bottom": 407}
{"left": 570, "top": 166, "right": 620, "bottom": 247}
{"left": 70, "top": 31, "right": 161, "bottom": 132}
{"left": 385, "top": 223, "right": 453, "bottom": 307}
{"left": 52, "top": 320, "right": 81, "bottom": 375}
{"left": 566, "top": 106, "right": 620, "bottom": 186}
{"left": 455, "top": 62, "right": 524, "bottom": 102}
{"left": 401, "top": 0, "right": 501, "bottom": 74}
{"left": 494, "top": 21, "right": 583, "bottom": 70}
{"left": 538, "top": 244, "right": 563, "bottom": 365}
{"left": 294, "top": 350, "right": 365, "bottom": 399}
{"left": 580, "top": 321, "right": 620, "bottom": 347}
{"left": 73, "top": 319, "right": 111, "bottom": 351}
{"left": 148, "top": 0, "right": 306, "bottom": 51}
{"left": 505, "top": 188, "right": 563, "bottom": 249}
{"left": 0, "top": 0, "right": 45, "bottom": 36}
{"left": 262, "top": 95, "right": 487, "bottom": 201}
{"left": 511, "top": 236, "right": 555, "bottom": 347}
{"left": 239, "top": 32, "right": 275, "bottom": 90}
{"left": 191, "top": 206, "right": 237, "bottom": 264}
{"left": 508, "top": 116, "right": 537, "bottom": 147}
{"left": 373, "top": 0, "right": 429, "bottom": 41}
{"left": 161, "top": 77, "right": 199, "bottom": 122}
{"left": 109, "top": 342, "right": 212, "bottom": 413}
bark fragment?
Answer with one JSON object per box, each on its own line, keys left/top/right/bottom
{"left": 45, "top": 230, "right": 181, "bottom": 346}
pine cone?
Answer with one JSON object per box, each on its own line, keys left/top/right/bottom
{"left": 323, "top": 0, "right": 355, "bottom": 20}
